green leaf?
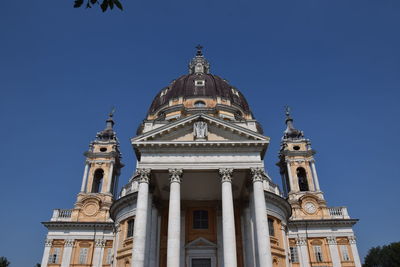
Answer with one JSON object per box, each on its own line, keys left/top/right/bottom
{"left": 73, "top": 0, "right": 84, "bottom": 8}
{"left": 100, "top": 0, "right": 108, "bottom": 12}
{"left": 114, "top": 0, "right": 123, "bottom": 10}
{"left": 109, "top": 0, "right": 114, "bottom": 9}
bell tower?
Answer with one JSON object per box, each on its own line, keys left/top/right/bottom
{"left": 277, "top": 107, "right": 327, "bottom": 219}
{"left": 71, "top": 111, "right": 124, "bottom": 222}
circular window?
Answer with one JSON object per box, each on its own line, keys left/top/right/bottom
{"left": 194, "top": 101, "right": 206, "bottom": 107}
{"left": 100, "top": 147, "right": 107, "bottom": 152}
{"left": 293, "top": 145, "right": 300, "bottom": 151}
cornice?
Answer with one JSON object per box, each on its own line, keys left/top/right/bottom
{"left": 109, "top": 192, "right": 138, "bottom": 221}
{"left": 132, "top": 113, "right": 268, "bottom": 142}
{"left": 264, "top": 191, "right": 292, "bottom": 219}
{"left": 288, "top": 218, "right": 359, "bottom": 227}
{"left": 282, "top": 150, "right": 316, "bottom": 157}
{"left": 42, "top": 221, "right": 114, "bottom": 230}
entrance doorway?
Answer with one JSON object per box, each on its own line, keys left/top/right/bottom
{"left": 192, "top": 258, "right": 212, "bottom": 267}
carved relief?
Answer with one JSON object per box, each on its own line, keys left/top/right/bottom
{"left": 296, "top": 237, "right": 307, "bottom": 246}
{"left": 168, "top": 168, "right": 183, "bottom": 183}
{"left": 82, "top": 201, "right": 100, "bottom": 217}
{"left": 95, "top": 239, "right": 106, "bottom": 248}
{"left": 64, "top": 239, "right": 75, "bottom": 247}
{"left": 45, "top": 239, "right": 53, "bottom": 247}
{"left": 219, "top": 168, "right": 234, "bottom": 183}
{"left": 327, "top": 236, "right": 337, "bottom": 245}
{"left": 193, "top": 121, "right": 208, "bottom": 140}
{"left": 136, "top": 168, "right": 151, "bottom": 183}
{"left": 250, "top": 167, "right": 266, "bottom": 183}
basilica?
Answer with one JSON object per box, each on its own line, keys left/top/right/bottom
{"left": 40, "top": 47, "right": 362, "bottom": 267}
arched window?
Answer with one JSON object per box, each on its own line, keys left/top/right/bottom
{"left": 194, "top": 101, "right": 206, "bottom": 107}
{"left": 92, "top": 169, "right": 104, "bottom": 193}
{"left": 297, "top": 167, "right": 309, "bottom": 191}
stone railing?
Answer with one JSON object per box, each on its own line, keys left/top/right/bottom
{"left": 51, "top": 209, "right": 73, "bottom": 221}
{"left": 120, "top": 180, "right": 139, "bottom": 197}
{"left": 328, "top": 206, "right": 349, "bottom": 219}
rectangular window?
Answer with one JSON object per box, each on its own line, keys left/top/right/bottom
{"left": 193, "top": 210, "right": 208, "bottom": 229}
{"left": 79, "top": 247, "right": 88, "bottom": 264}
{"left": 289, "top": 246, "right": 299, "bottom": 263}
{"left": 340, "top": 245, "right": 350, "bottom": 261}
{"left": 192, "top": 258, "right": 211, "bottom": 267}
{"left": 268, "top": 218, "right": 275, "bottom": 237}
{"left": 194, "top": 80, "right": 205, "bottom": 86}
{"left": 313, "top": 245, "right": 323, "bottom": 262}
{"left": 106, "top": 248, "right": 113, "bottom": 264}
{"left": 48, "top": 247, "right": 60, "bottom": 264}
{"left": 127, "top": 219, "right": 134, "bottom": 238}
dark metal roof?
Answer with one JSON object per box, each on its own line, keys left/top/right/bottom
{"left": 148, "top": 73, "right": 251, "bottom": 115}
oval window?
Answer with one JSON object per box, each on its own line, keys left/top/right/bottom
{"left": 194, "top": 101, "right": 206, "bottom": 107}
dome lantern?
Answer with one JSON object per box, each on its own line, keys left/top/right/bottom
{"left": 188, "top": 45, "right": 210, "bottom": 74}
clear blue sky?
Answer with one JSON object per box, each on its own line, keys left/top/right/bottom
{"left": 0, "top": 0, "right": 399, "bottom": 265}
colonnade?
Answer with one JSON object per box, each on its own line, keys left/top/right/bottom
{"left": 130, "top": 167, "right": 274, "bottom": 267}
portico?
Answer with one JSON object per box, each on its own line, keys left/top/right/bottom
{"left": 129, "top": 166, "right": 275, "bottom": 267}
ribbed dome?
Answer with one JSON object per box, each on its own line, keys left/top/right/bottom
{"left": 148, "top": 73, "right": 251, "bottom": 115}
{"left": 147, "top": 46, "right": 252, "bottom": 120}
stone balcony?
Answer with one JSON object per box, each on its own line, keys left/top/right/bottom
{"left": 328, "top": 206, "right": 350, "bottom": 219}
{"left": 51, "top": 209, "right": 73, "bottom": 221}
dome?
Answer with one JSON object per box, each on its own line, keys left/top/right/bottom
{"left": 146, "top": 46, "right": 253, "bottom": 122}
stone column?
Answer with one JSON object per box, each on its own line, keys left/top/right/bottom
{"left": 41, "top": 238, "right": 53, "bottom": 267}
{"left": 107, "top": 162, "right": 114, "bottom": 193}
{"left": 93, "top": 239, "right": 106, "bottom": 267}
{"left": 60, "top": 239, "right": 74, "bottom": 267}
{"left": 280, "top": 225, "right": 290, "bottom": 267}
{"left": 167, "top": 168, "right": 183, "bottom": 267}
{"left": 349, "top": 236, "right": 362, "bottom": 267}
{"left": 310, "top": 160, "right": 320, "bottom": 191}
{"left": 219, "top": 168, "right": 238, "bottom": 267}
{"left": 327, "top": 236, "right": 341, "bottom": 267}
{"left": 242, "top": 205, "right": 255, "bottom": 267}
{"left": 149, "top": 204, "right": 159, "bottom": 267}
{"left": 145, "top": 193, "right": 153, "bottom": 267}
{"left": 250, "top": 167, "right": 273, "bottom": 267}
{"left": 286, "top": 161, "right": 295, "bottom": 193}
{"left": 80, "top": 162, "right": 89, "bottom": 192}
{"left": 132, "top": 168, "right": 151, "bottom": 267}
{"left": 296, "top": 237, "right": 310, "bottom": 267}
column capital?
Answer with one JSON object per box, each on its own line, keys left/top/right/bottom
{"left": 296, "top": 237, "right": 307, "bottom": 246}
{"left": 349, "top": 235, "right": 357, "bottom": 244}
{"left": 327, "top": 236, "right": 337, "bottom": 245}
{"left": 45, "top": 238, "right": 53, "bottom": 247}
{"left": 95, "top": 239, "right": 106, "bottom": 248}
{"left": 250, "top": 167, "right": 266, "bottom": 183}
{"left": 219, "top": 168, "right": 234, "bottom": 183}
{"left": 136, "top": 168, "right": 151, "bottom": 183}
{"left": 169, "top": 168, "right": 183, "bottom": 183}
{"left": 64, "top": 239, "right": 75, "bottom": 247}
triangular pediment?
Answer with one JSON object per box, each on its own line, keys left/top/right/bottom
{"left": 185, "top": 237, "right": 217, "bottom": 249}
{"left": 132, "top": 114, "right": 268, "bottom": 143}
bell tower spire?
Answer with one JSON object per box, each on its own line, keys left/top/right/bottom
{"left": 72, "top": 110, "right": 124, "bottom": 222}
{"left": 277, "top": 107, "right": 323, "bottom": 200}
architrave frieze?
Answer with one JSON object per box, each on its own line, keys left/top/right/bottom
{"left": 288, "top": 218, "right": 359, "bottom": 227}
